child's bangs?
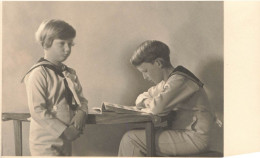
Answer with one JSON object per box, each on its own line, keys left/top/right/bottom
{"left": 57, "top": 28, "right": 76, "bottom": 40}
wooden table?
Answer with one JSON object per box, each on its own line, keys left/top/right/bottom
{"left": 2, "top": 112, "right": 164, "bottom": 156}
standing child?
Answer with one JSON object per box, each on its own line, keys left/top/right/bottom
{"left": 22, "top": 19, "right": 88, "bottom": 156}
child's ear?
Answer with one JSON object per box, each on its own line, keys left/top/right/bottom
{"left": 154, "top": 58, "right": 164, "bottom": 68}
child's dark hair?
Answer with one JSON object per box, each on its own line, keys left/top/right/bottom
{"left": 130, "top": 40, "right": 172, "bottom": 68}
{"left": 35, "top": 19, "right": 76, "bottom": 48}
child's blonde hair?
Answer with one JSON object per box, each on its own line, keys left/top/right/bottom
{"left": 35, "top": 19, "right": 76, "bottom": 48}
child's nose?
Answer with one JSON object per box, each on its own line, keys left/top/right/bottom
{"left": 64, "top": 43, "right": 71, "bottom": 51}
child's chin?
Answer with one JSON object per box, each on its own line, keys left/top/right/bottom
{"left": 61, "top": 57, "right": 68, "bottom": 62}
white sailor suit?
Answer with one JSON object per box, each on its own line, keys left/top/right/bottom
{"left": 118, "top": 66, "right": 217, "bottom": 156}
{"left": 23, "top": 58, "right": 88, "bottom": 156}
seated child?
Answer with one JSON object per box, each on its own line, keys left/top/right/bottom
{"left": 23, "top": 19, "right": 88, "bottom": 156}
{"left": 118, "top": 40, "right": 220, "bottom": 156}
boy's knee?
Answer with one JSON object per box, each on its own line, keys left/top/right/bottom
{"left": 121, "top": 131, "right": 133, "bottom": 144}
{"left": 122, "top": 130, "right": 138, "bottom": 142}
{"left": 119, "top": 131, "right": 134, "bottom": 156}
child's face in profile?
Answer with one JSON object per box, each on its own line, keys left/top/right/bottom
{"left": 137, "top": 62, "right": 163, "bottom": 84}
{"left": 45, "top": 38, "right": 74, "bottom": 64}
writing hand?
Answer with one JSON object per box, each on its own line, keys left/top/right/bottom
{"left": 136, "top": 99, "right": 151, "bottom": 110}
{"left": 136, "top": 102, "right": 145, "bottom": 110}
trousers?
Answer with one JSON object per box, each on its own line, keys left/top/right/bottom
{"left": 118, "top": 128, "right": 209, "bottom": 157}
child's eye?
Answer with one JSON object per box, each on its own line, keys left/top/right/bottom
{"left": 69, "top": 42, "right": 75, "bottom": 47}
{"left": 57, "top": 41, "right": 75, "bottom": 47}
{"left": 59, "top": 42, "right": 65, "bottom": 46}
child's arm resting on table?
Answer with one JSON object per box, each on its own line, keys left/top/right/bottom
{"left": 136, "top": 76, "right": 199, "bottom": 116}
{"left": 135, "top": 81, "right": 165, "bottom": 109}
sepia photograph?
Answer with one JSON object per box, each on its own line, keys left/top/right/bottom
{"left": 2, "top": 1, "right": 224, "bottom": 157}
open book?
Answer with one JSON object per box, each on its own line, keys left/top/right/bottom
{"left": 92, "top": 102, "right": 151, "bottom": 114}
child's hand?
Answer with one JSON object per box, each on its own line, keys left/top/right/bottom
{"left": 136, "top": 99, "right": 150, "bottom": 110}
{"left": 70, "top": 109, "right": 87, "bottom": 131}
{"left": 136, "top": 102, "right": 145, "bottom": 110}
{"left": 62, "top": 125, "right": 81, "bottom": 141}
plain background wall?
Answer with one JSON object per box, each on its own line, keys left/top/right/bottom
{"left": 1, "top": 1, "right": 223, "bottom": 156}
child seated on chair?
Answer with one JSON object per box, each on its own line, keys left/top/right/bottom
{"left": 118, "top": 40, "right": 220, "bottom": 156}
{"left": 23, "top": 19, "right": 88, "bottom": 156}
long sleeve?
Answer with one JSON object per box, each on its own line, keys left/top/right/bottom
{"left": 25, "top": 67, "right": 67, "bottom": 138}
{"left": 135, "top": 81, "right": 165, "bottom": 106}
{"left": 138, "top": 75, "right": 200, "bottom": 116}
{"left": 74, "top": 75, "right": 88, "bottom": 114}
{"left": 63, "top": 68, "right": 88, "bottom": 114}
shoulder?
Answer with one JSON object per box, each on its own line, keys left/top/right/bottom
{"left": 166, "top": 74, "right": 187, "bottom": 87}
{"left": 171, "top": 66, "right": 204, "bottom": 87}
{"left": 166, "top": 74, "right": 200, "bottom": 91}
{"left": 25, "top": 66, "right": 47, "bottom": 83}
{"left": 167, "top": 73, "right": 187, "bottom": 84}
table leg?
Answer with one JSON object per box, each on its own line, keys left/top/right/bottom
{"left": 146, "top": 122, "right": 155, "bottom": 156}
{"left": 13, "top": 120, "right": 23, "bottom": 156}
